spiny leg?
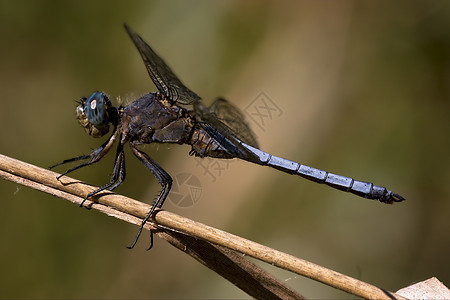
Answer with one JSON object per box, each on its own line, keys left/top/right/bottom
{"left": 49, "top": 154, "right": 92, "bottom": 172}
{"left": 128, "top": 143, "right": 172, "bottom": 250}
{"left": 80, "top": 142, "right": 126, "bottom": 207}
{"left": 50, "top": 129, "right": 118, "bottom": 180}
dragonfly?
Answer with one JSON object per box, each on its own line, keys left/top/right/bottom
{"left": 51, "top": 24, "right": 404, "bottom": 249}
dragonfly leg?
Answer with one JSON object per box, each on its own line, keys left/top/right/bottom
{"left": 50, "top": 129, "right": 118, "bottom": 180}
{"left": 49, "top": 154, "right": 91, "bottom": 171}
{"left": 79, "top": 142, "right": 126, "bottom": 207}
{"left": 127, "top": 143, "right": 172, "bottom": 250}
{"left": 147, "top": 230, "right": 154, "bottom": 251}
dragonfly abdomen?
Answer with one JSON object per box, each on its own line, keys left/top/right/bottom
{"left": 238, "top": 141, "right": 404, "bottom": 204}
{"left": 189, "top": 127, "right": 235, "bottom": 159}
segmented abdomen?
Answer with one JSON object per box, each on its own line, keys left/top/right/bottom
{"left": 189, "top": 127, "right": 234, "bottom": 159}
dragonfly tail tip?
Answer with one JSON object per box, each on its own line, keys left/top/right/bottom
{"left": 391, "top": 193, "right": 405, "bottom": 203}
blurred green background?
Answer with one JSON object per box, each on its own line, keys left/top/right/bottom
{"left": 0, "top": 0, "right": 449, "bottom": 298}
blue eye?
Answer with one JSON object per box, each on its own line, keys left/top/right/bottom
{"left": 84, "top": 91, "right": 110, "bottom": 126}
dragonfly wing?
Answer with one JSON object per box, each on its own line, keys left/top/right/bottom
{"left": 193, "top": 99, "right": 262, "bottom": 163}
{"left": 124, "top": 24, "right": 201, "bottom": 105}
{"left": 209, "top": 98, "right": 259, "bottom": 148}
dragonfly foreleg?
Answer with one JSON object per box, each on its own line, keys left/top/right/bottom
{"left": 79, "top": 142, "right": 126, "bottom": 207}
{"left": 50, "top": 129, "right": 119, "bottom": 180}
{"left": 128, "top": 143, "right": 172, "bottom": 250}
{"left": 49, "top": 153, "right": 91, "bottom": 171}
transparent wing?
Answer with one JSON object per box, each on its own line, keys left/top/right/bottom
{"left": 209, "top": 98, "right": 259, "bottom": 148}
{"left": 193, "top": 98, "right": 262, "bottom": 163}
{"left": 124, "top": 24, "right": 201, "bottom": 105}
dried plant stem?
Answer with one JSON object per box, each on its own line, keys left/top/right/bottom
{"left": 0, "top": 154, "right": 405, "bottom": 300}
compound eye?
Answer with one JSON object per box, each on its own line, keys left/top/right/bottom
{"left": 84, "top": 91, "right": 110, "bottom": 126}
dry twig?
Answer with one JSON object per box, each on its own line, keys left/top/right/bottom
{"left": 0, "top": 154, "right": 406, "bottom": 299}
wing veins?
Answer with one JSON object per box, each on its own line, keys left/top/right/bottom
{"left": 124, "top": 24, "right": 201, "bottom": 105}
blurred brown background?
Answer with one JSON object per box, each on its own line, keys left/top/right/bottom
{"left": 0, "top": 1, "right": 449, "bottom": 298}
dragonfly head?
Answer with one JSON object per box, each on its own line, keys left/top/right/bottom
{"left": 76, "top": 91, "right": 114, "bottom": 138}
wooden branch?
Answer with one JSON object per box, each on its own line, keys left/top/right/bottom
{"left": 0, "top": 155, "right": 301, "bottom": 300}
{"left": 0, "top": 154, "right": 406, "bottom": 299}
